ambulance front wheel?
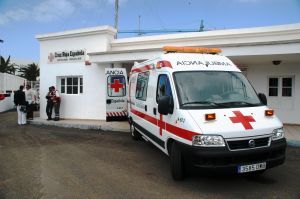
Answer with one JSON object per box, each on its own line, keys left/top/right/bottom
{"left": 130, "top": 123, "right": 142, "bottom": 140}
{"left": 170, "top": 142, "right": 185, "bottom": 181}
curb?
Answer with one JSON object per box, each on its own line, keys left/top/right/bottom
{"left": 29, "top": 120, "right": 101, "bottom": 130}
{"left": 29, "top": 120, "right": 130, "bottom": 133}
{"left": 287, "top": 140, "right": 300, "bottom": 148}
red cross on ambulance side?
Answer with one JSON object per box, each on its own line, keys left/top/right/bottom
{"left": 229, "top": 111, "right": 255, "bottom": 130}
{"left": 110, "top": 79, "right": 124, "bottom": 92}
{"left": 158, "top": 114, "right": 165, "bottom": 136}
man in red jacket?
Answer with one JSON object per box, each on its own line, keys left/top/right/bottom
{"left": 51, "top": 86, "right": 61, "bottom": 121}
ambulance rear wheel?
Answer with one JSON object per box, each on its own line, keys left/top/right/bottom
{"left": 170, "top": 142, "right": 185, "bottom": 181}
{"left": 130, "top": 123, "right": 142, "bottom": 140}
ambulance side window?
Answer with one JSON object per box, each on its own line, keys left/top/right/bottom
{"left": 156, "top": 74, "right": 173, "bottom": 102}
{"left": 107, "top": 75, "right": 126, "bottom": 97}
{"left": 135, "top": 72, "right": 150, "bottom": 101}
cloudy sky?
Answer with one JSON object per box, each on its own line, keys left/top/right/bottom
{"left": 0, "top": 0, "right": 300, "bottom": 61}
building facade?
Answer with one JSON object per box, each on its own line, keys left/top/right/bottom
{"left": 36, "top": 24, "right": 300, "bottom": 124}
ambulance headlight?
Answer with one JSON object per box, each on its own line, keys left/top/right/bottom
{"left": 272, "top": 128, "right": 285, "bottom": 141}
{"left": 192, "top": 135, "right": 225, "bottom": 147}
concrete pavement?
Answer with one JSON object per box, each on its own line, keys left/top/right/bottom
{"left": 29, "top": 116, "right": 300, "bottom": 147}
{"left": 284, "top": 125, "right": 300, "bottom": 147}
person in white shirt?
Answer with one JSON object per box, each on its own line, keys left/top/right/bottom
{"left": 25, "top": 84, "right": 37, "bottom": 120}
{"left": 14, "top": 85, "right": 27, "bottom": 125}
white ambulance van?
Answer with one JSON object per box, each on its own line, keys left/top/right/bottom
{"left": 105, "top": 68, "right": 128, "bottom": 121}
{"left": 128, "top": 46, "right": 286, "bottom": 180}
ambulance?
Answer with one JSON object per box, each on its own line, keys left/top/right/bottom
{"left": 128, "top": 46, "right": 286, "bottom": 180}
{"left": 105, "top": 68, "right": 128, "bottom": 121}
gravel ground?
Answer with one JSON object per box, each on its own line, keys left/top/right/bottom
{"left": 0, "top": 110, "right": 300, "bottom": 199}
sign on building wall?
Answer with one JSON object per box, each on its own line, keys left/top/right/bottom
{"left": 48, "top": 49, "right": 86, "bottom": 64}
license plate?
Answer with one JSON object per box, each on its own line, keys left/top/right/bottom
{"left": 237, "top": 162, "right": 266, "bottom": 173}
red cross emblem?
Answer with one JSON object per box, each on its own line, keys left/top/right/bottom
{"left": 110, "top": 79, "right": 124, "bottom": 92}
{"left": 158, "top": 114, "right": 165, "bottom": 136}
{"left": 229, "top": 111, "right": 255, "bottom": 130}
{"left": 48, "top": 53, "right": 55, "bottom": 62}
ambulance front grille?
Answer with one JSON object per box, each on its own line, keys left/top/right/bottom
{"left": 226, "top": 136, "right": 271, "bottom": 151}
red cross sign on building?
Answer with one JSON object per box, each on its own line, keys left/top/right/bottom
{"left": 110, "top": 79, "right": 124, "bottom": 92}
{"left": 229, "top": 111, "right": 256, "bottom": 130}
{"left": 48, "top": 53, "right": 55, "bottom": 62}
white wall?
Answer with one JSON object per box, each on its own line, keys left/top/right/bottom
{"left": 0, "top": 73, "right": 26, "bottom": 112}
{"left": 247, "top": 63, "right": 300, "bottom": 124}
{"left": 38, "top": 29, "right": 115, "bottom": 120}
{"left": 0, "top": 73, "right": 25, "bottom": 93}
{"left": 52, "top": 63, "right": 107, "bottom": 120}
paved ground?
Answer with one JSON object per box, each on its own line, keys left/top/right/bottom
{"left": 1, "top": 111, "right": 300, "bottom": 199}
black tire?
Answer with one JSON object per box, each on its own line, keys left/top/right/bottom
{"left": 170, "top": 142, "right": 185, "bottom": 181}
{"left": 130, "top": 122, "right": 142, "bottom": 140}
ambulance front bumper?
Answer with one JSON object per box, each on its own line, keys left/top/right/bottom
{"left": 179, "top": 138, "right": 286, "bottom": 172}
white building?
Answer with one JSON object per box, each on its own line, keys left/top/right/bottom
{"left": 36, "top": 23, "right": 300, "bottom": 124}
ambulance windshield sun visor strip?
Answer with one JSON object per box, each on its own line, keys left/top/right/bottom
{"left": 163, "top": 46, "right": 222, "bottom": 54}
{"left": 192, "top": 135, "right": 225, "bottom": 147}
{"left": 272, "top": 128, "right": 285, "bottom": 141}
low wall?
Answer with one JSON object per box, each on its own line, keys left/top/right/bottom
{"left": 0, "top": 73, "right": 26, "bottom": 112}
{"left": 0, "top": 93, "right": 15, "bottom": 112}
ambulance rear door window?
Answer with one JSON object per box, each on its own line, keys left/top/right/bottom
{"left": 107, "top": 75, "right": 126, "bottom": 97}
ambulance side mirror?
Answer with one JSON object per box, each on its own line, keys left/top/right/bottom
{"left": 258, "top": 93, "right": 267, "bottom": 105}
{"left": 158, "top": 96, "right": 174, "bottom": 115}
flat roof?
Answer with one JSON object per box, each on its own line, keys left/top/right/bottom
{"left": 36, "top": 26, "right": 117, "bottom": 41}
{"left": 112, "top": 23, "right": 300, "bottom": 45}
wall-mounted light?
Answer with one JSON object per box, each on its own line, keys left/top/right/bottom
{"left": 272, "top": 60, "right": 282, "bottom": 65}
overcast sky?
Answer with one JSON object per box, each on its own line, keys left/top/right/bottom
{"left": 0, "top": 0, "right": 300, "bottom": 61}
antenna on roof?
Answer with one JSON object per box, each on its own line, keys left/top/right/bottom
{"left": 199, "top": 19, "right": 204, "bottom": 32}
{"left": 114, "top": 0, "right": 119, "bottom": 39}
{"left": 138, "top": 15, "right": 142, "bottom": 36}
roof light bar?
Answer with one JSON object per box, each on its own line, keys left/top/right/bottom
{"left": 163, "top": 46, "right": 222, "bottom": 54}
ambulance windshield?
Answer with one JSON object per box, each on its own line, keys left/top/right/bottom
{"left": 173, "top": 71, "right": 262, "bottom": 109}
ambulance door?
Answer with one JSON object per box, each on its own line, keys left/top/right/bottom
{"left": 155, "top": 74, "right": 174, "bottom": 139}
{"left": 133, "top": 71, "right": 160, "bottom": 144}
{"left": 105, "top": 68, "right": 128, "bottom": 121}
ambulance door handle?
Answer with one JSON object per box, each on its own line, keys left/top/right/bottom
{"left": 153, "top": 108, "right": 157, "bottom": 115}
{"left": 145, "top": 105, "right": 147, "bottom": 112}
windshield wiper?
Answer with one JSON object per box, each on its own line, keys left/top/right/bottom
{"left": 181, "top": 101, "right": 227, "bottom": 107}
{"left": 219, "top": 101, "right": 260, "bottom": 106}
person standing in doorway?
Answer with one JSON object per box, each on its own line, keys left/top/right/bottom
{"left": 25, "top": 84, "right": 37, "bottom": 120}
{"left": 14, "top": 85, "right": 27, "bottom": 125}
{"left": 51, "top": 86, "right": 61, "bottom": 121}
{"left": 46, "top": 86, "right": 54, "bottom": 120}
